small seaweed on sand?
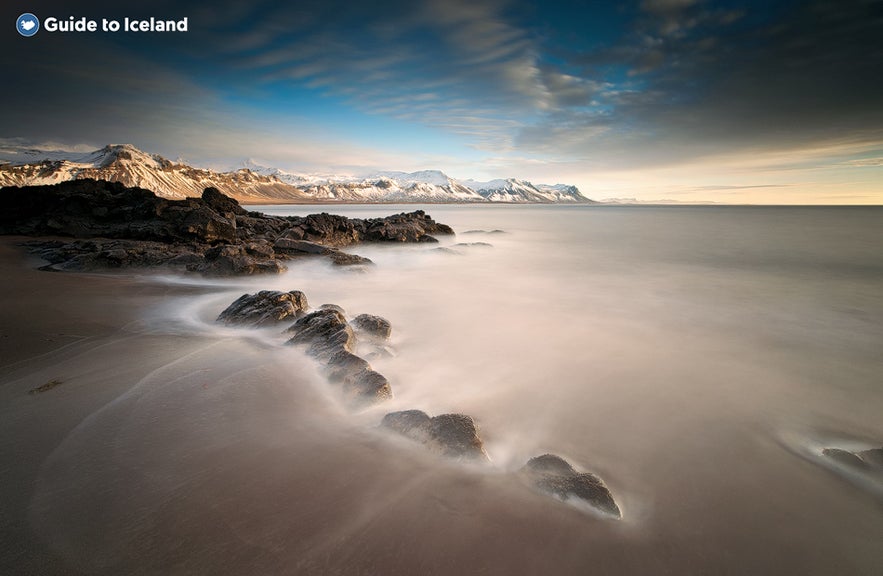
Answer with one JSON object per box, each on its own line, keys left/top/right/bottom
{"left": 28, "top": 379, "right": 63, "bottom": 395}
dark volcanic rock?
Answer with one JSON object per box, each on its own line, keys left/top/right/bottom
{"left": 0, "top": 179, "right": 240, "bottom": 244}
{"left": 217, "top": 290, "right": 309, "bottom": 327}
{"left": 191, "top": 244, "right": 286, "bottom": 276}
{"left": 352, "top": 314, "right": 392, "bottom": 340}
{"left": 823, "top": 448, "right": 870, "bottom": 469}
{"left": 284, "top": 210, "right": 454, "bottom": 246}
{"left": 453, "top": 242, "right": 493, "bottom": 248}
{"left": 344, "top": 369, "right": 392, "bottom": 404}
{"left": 202, "top": 187, "right": 247, "bottom": 216}
{"left": 273, "top": 237, "right": 372, "bottom": 266}
{"left": 462, "top": 229, "right": 507, "bottom": 235}
{"left": 286, "top": 309, "right": 355, "bottom": 359}
{"left": 294, "top": 213, "right": 361, "bottom": 246}
{"left": 325, "top": 349, "right": 372, "bottom": 382}
{"left": 1, "top": 180, "right": 455, "bottom": 275}
{"left": 858, "top": 447, "right": 883, "bottom": 468}
{"left": 23, "top": 238, "right": 205, "bottom": 271}
{"left": 273, "top": 238, "right": 330, "bottom": 255}
{"left": 429, "top": 414, "right": 489, "bottom": 461}
{"left": 822, "top": 446, "right": 883, "bottom": 471}
{"left": 381, "top": 410, "right": 432, "bottom": 443}
{"left": 381, "top": 410, "right": 489, "bottom": 461}
{"left": 215, "top": 290, "right": 394, "bottom": 407}
{"left": 328, "top": 251, "right": 373, "bottom": 266}
{"left": 523, "top": 453, "right": 577, "bottom": 476}
{"left": 324, "top": 350, "right": 392, "bottom": 405}
{"left": 521, "top": 454, "right": 620, "bottom": 517}
{"left": 430, "top": 247, "right": 462, "bottom": 256}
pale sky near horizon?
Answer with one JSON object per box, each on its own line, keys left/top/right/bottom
{"left": 2, "top": 0, "right": 881, "bottom": 203}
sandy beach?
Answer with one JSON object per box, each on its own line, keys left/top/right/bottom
{"left": 2, "top": 207, "right": 883, "bottom": 576}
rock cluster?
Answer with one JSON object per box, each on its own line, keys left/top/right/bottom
{"left": 1, "top": 179, "right": 453, "bottom": 274}
{"left": 216, "top": 285, "right": 622, "bottom": 517}
{"left": 216, "top": 292, "right": 393, "bottom": 406}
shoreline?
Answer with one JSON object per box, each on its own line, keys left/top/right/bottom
{"left": 2, "top": 214, "right": 882, "bottom": 575}
{"left": 0, "top": 238, "right": 233, "bottom": 574}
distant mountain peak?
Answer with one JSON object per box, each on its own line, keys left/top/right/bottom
{"left": 1, "top": 143, "right": 595, "bottom": 204}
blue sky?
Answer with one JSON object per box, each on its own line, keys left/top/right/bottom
{"left": 2, "top": 0, "right": 882, "bottom": 202}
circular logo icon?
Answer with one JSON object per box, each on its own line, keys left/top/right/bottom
{"left": 16, "top": 13, "right": 40, "bottom": 37}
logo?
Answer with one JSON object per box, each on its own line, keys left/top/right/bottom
{"left": 16, "top": 13, "right": 40, "bottom": 37}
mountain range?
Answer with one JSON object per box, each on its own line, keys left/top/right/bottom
{"left": 0, "top": 144, "right": 593, "bottom": 204}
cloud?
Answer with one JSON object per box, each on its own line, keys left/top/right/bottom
{"left": 840, "top": 157, "right": 883, "bottom": 167}
{"left": 640, "top": 0, "right": 701, "bottom": 13}
{"left": 2, "top": 0, "right": 880, "bottom": 196}
{"left": 512, "top": 0, "right": 883, "bottom": 172}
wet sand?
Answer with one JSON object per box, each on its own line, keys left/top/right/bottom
{"left": 1, "top": 235, "right": 882, "bottom": 575}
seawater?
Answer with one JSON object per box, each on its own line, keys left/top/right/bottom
{"left": 29, "top": 205, "right": 883, "bottom": 575}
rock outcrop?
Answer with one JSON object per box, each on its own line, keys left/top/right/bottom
{"left": 352, "top": 314, "right": 392, "bottom": 340}
{"left": 216, "top": 288, "right": 622, "bottom": 518}
{"left": 381, "top": 409, "right": 490, "bottom": 462}
{"left": 520, "top": 454, "right": 621, "bottom": 517}
{"left": 217, "top": 290, "right": 309, "bottom": 327}
{"left": 859, "top": 447, "right": 883, "bottom": 468}
{"left": 1, "top": 180, "right": 452, "bottom": 275}
{"left": 284, "top": 307, "right": 392, "bottom": 405}
{"left": 822, "top": 446, "right": 883, "bottom": 472}
{"left": 286, "top": 309, "right": 356, "bottom": 359}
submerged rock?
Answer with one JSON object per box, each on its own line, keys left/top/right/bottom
{"left": 217, "top": 290, "right": 309, "bottom": 327}
{"left": 462, "top": 229, "right": 507, "bottom": 235}
{"left": 381, "top": 410, "right": 490, "bottom": 462}
{"left": 822, "top": 446, "right": 883, "bottom": 471}
{"left": 822, "top": 448, "right": 870, "bottom": 470}
{"left": 352, "top": 314, "right": 392, "bottom": 340}
{"left": 381, "top": 410, "right": 433, "bottom": 443}
{"left": 343, "top": 369, "right": 392, "bottom": 404}
{"left": 286, "top": 308, "right": 355, "bottom": 359}
{"left": 429, "top": 247, "right": 462, "bottom": 256}
{"left": 520, "top": 454, "right": 621, "bottom": 518}
{"left": 324, "top": 350, "right": 392, "bottom": 404}
{"left": 284, "top": 307, "right": 393, "bottom": 405}
{"left": 429, "top": 414, "right": 490, "bottom": 461}
{"left": 328, "top": 251, "right": 373, "bottom": 266}
{"left": 859, "top": 447, "right": 883, "bottom": 468}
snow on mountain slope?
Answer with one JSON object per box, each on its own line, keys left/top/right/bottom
{"left": 0, "top": 145, "right": 310, "bottom": 201}
{"left": 1, "top": 144, "right": 593, "bottom": 203}
{"left": 464, "top": 178, "right": 590, "bottom": 203}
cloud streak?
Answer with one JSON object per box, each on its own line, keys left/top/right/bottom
{"left": 1, "top": 0, "right": 880, "bottom": 202}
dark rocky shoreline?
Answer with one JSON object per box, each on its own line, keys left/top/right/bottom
{"left": 1, "top": 179, "right": 453, "bottom": 274}
{"left": 217, "top": 287, "right": 622, "bottom": 517}
{"left": 3, "top": 178, "right": 622, "bottom": 517}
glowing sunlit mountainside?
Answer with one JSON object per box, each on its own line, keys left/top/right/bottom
{"left": 0, "top": 144, "right": 592, "bottom": 204}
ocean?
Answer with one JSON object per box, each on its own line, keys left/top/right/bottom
{"left": 23, "top": 204, "right": 883, "bottom": 574}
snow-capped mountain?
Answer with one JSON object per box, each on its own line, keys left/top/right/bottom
{"left": 464, "top": 178, "right": 587, "bottom": 203}
{"left": 0, "top": 144, "right": 594, "bottom": 204}
{"left": 0, "top": 144, "right": 307, "bottom": 201}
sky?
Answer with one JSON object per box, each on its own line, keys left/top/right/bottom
{"left": 2, "top": 0, "right": 882, "bottom": 203}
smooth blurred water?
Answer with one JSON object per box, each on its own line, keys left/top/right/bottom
{"left": 25, "top": 205, "right": 883, "bottom": 575}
